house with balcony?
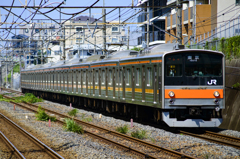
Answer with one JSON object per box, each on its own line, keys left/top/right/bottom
{"left": 137, "top": 0, "right": 169, "bottom": 46}
{"left": 165, "top": 0, "right": 214, "bottom": 45}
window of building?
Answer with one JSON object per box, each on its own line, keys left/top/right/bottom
{"left": 76, "top": 27, "right": 83, "bottom": 32}
{"left": 112, "top": 38, "right": 118, "bottom": 43}
{"left": 112, "top": 26, "right": 119, "bottom": 32}
{"left": 76, "top": 38, "right": 83, "bottom": 43}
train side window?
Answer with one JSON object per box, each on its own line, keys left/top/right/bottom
{"left": 83, "top": 71, "right": 86, "bottom": 84}
{"left": 146, "top": 67, "right": 152, "bottom": 87}
{"left": 119, "top": 69, "right": 122, "bottom": 86}
{"left": 136, "top": 68, "right": 141, "bottom": 86}
{"left": 95, "top": 70, "right": 99, "bottom": 85}
{"left": 102, "top": 70, "right": 105, "bottom": 85}
{"left": 108, "top": 69, "right": 112, "bottom": 85}
{"left": 126, "top": 68, "right": 131, "bottom": 86}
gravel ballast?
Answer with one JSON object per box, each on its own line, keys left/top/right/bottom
{"left": 0, "top": 93, "right": 240, "bottom": 158}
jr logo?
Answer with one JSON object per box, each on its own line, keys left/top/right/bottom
{"left": 207, "top": 79, "right": 217, "bottom": 85}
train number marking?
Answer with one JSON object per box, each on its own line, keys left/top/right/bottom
{"left": 207, "top": 79, "right": 217, "bottom": 85}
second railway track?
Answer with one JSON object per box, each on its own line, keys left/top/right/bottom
{"left": 2, "top": 94, "right": 195, "bottom": 159}
{"left": 0, "top": 112, "right": 63, "bottom": 159}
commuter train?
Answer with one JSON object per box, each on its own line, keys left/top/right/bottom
{"left": 21, "top": 47, "right": 225, "bottom": 127}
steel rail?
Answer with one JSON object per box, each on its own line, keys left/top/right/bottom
{"left": 0, "top": 131, "right": 26, "bottom": 159}
{"left": 180, "top": 130, "right": 240, "bottom": 149}
{"left": 5, "top": 98, "right": 195, "bottom": 159}
{"left": 0, "top": 112, "right": 64, "bottom": 159}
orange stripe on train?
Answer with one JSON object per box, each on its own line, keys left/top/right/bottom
{"left": 165, "top": 89, "right": 223, "bottom": 99}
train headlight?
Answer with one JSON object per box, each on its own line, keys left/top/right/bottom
{"left": 213, "top": 91, "right": 220, "bottom": 97}
{"left": 215, "top": 106, "right": 220, "bottom": 112}
{"left": 168, "top": 91, "right": 175, "bottom": 97}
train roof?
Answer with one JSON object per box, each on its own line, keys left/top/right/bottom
{"left": 22, "top": 43, "right": 224, "bottom": 71}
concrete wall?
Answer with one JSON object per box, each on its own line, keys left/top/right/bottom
{"left": 219, "top": 59, "right": 240, "bottom": 131}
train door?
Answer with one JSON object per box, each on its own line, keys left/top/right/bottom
{"left": 153, "top": 64, "right": 158, "bottom": 104}
{"left": 125, "top": 66, "right": 132, "bottom": 101}
{"left": 108, "top": 68, "right": 113, "bottom": 98}
{"left": 77, "top": 70, "right": 82, "bottom": 94}
{"left": 142, "top": 66, "right": 145, "bottom": 102}
{"left": 145, "top": 65, "right": 154, "bottom": 103}
{"left": 65, "top": 70, "right": 68, "bottom": 92}
{"left": 94, "top": 69, "right": 99, "bottom": 96}
{"left": 122, "top": 67, "right": 125, "bottom": 100}
{"left": 158, "top": 62, "right": 162, "bottom": 104}
{"left": 135, "top": 67, "right": 142, "bottom": 102}
{"left": 68, "top": 70, "right": 72, "bottom": 93}
{"left": 73, "top": 70, "right": 76, "bottom": 94}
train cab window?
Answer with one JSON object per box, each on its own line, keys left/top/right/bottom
{"left": 146, "top": 67, "right": 152, "bottom": 87}
{"left": 136, "top": 68, "right": 141, "bottom": 86}
{"left": 95, "top": 71, "right": 99, "bottom": 85}
{"left": 165, "top": 54, "right": 183, "bottom": 77}
{"left": 185, "top": 53, "right": 222, "bottom": 77}
{"left": 108, "top": 70, "right": 112, "bottom": 85}
{"left": 126, "top": 69, "right": 131, "bottom": 86}
{"left": 102, "top": 70, "right": 105, "bottom": 85}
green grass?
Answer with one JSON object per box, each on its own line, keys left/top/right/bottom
{"left": 116, "top": 125, "right": 129, "bottom": 134}
{"left": 35, "top": 106, "right": 56, "bottom": 121}
{"left": 131, "top": 130, "right": 148, "bottom": 139}
{"left": 82, "top": 117, "right": 92, "bottom": 122}
{"left": 67, "top": 108, "right": 79, "bottom": 117}
{"left": 63, "top": 118, "right": 84, "bottom": 134}
{"left": 0, "top": 93, "right": 43, "bottom": 103}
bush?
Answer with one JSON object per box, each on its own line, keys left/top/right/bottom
{"left": 131, "top": 130, "right": 147, "bottom": 139}
{"left": 63, "top": 118, "right": 84, "bottom": 134}
{"left": 35, "top": 106, "right": 56, "bottom": 121}
{"left": 82, "top": 117, "right": 92, "bottom": 122}
{"left": 232, "top": 82, "right": 240, "bottom": 88}
{"left": 116, "top": 125, "right": 129, "bottom": 134}
{"left": 68, "top": 108, "right": 79, "bottom": 117}
{"left": 14, "top": 93, "right": 43, "bottom": 103}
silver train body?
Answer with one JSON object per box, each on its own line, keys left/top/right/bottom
{"left": 21, "top": 48, "right": 225, "bottom": 127}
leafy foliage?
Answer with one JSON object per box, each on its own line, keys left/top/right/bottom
{"left": 232, "top": 82, "right": 240, "bottom": 88}
{"left": 63, "top": 118, "right": 84, "bottom": 134}
{"left": 35, "top": 106, "right": 56, "bottom": 121}
{"left": 131, "top": 47, "right": 143, "bottom": 51}
{"left": 82, "top": 117, "right": 92, "bottom": 122}
{"left": 116, "top": 125, "right": 129, "bottom": 134}
{"left": 67, "top": 108, "right": 79, "bottom": 117}
{"left": 12, "top": 93, "right": 43, "bottom": 103}
{"left": 131, "top": 130, "right": 147, "bottom": 139}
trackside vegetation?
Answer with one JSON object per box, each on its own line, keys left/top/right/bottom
{"left": 116, "top": 125, "right": 129, "bottom": 134}
{"left": 0, "top": 93, "right": 43, "bottom": 103}
{"left": 131, "top": 130, "right": 148, "bottom": 139}
{"left": 35, "top": 105, "right": 56, "bottom": 122}
{"left": 63, "top": 118, "right": 84, "bottom": 134}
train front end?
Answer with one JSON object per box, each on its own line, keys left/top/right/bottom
{"left": 162, "top": 50, "right": 225, "bottom": 127}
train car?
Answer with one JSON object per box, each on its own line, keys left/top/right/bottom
{"left": 21, "top": 48, "right": 225, "bottom": 127}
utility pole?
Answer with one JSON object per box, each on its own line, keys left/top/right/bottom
{"left": 176, "top": 0, "right": 182, "bottom": 44}
{"left": 127, "top": 26, "right": 130, "bottom": 50}
{"left": 146, "top": 2, "right": 150, "bottom": 48}
{"left": 102, "top": 0, "right": 106, "bottom": 55}
{"left": 94, "top": 36, "right": 96, "bottom": 55}
{"left": 63, "top": 26, "right": 66, "bottom": 60}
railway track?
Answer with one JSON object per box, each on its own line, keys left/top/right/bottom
{"left": 0, "top": 112, "right": 64, "bottom": 159}
{"left": 179, "top": 130, "right": 240, "bottom": 149}
{"left": 2, "top": 94, "right": 195, "bottom": 159}
{"left": 0, "top": 131, "right": 25, "bottom": 158}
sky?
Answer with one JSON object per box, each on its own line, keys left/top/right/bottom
{"left": 0, "top": 0, "right": 140, "bottom": 47}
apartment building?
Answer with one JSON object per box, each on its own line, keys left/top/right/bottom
{"left": 165, "top": 0, "right": 214, "bottom": 45}
{"left": 137, "top": 0, "right": 168, "bottom": 46}
{"left": 64, "top": 15, "right": 126, "bottom": 54}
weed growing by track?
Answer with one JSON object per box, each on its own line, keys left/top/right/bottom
{"left": 68, "top": 108, "right": 79, "bottom": 117}
{"left": 116, "top": 125, "right": 129, "bottom": 134}
{"left": 63, "top": 118, "right": 84, "bottom": 134}
{"left": 0, "top": 93, "right": 43, "bottom": 103}
{"left": 35, "top": 106, "right": 57, "bottom": 121}
{"left": 131, "top": 130, "right": 148, "bottom": 139}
